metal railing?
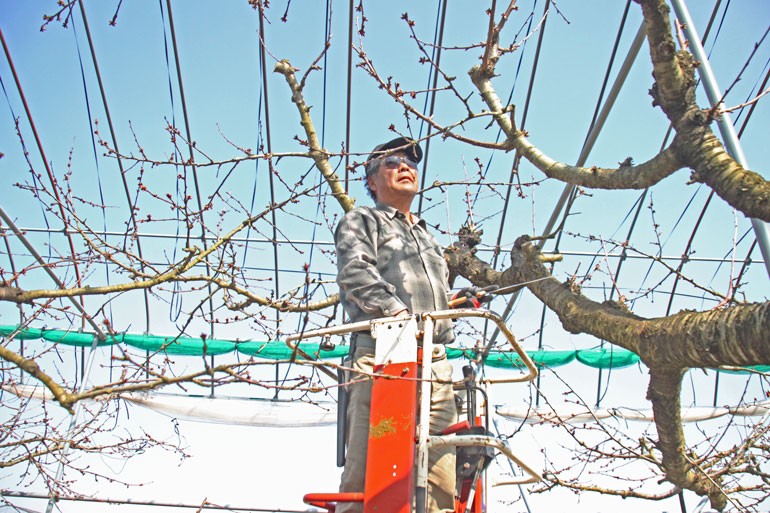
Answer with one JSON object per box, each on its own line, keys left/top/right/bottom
{"left": 286, "top": 308, "right": 541, "bottom": 513}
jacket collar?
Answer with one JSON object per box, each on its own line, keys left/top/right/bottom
{"left": 374, "top": 202, "right": 426, "bottom": 227}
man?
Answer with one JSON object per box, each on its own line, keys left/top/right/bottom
{"left": 334, "top": 136, "right": 460, "bottom": 513}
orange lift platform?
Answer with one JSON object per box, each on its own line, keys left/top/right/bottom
{"left": 285, "top": 308, "right": 540, "bottom": 513}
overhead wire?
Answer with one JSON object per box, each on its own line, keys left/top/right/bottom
{"left": 282, "top": 0, "right": 336, "bottom": 391}
{"left": 4, "top": 491, "right": 313, "bottom": 513}
{"left": 70, "top": 19, "right": 108, "bottom": 261}
{"left": 256, "top": 5, "right": 282, "bottom": 399}
{"left": 468, "top": 0, "right": 544, "bottom": 391}
{"left": 159, "top": 0, "right": 186, "bottom": 324}
{"left": 344, "top": 0, "right": 354, "bottom": 194}
{"left": 6, "top": 222, "right": 758, "bottom": 267}
{"left": 470, "top": 4, "right": 541, "bottom": 211}
{"left": 4, "top": 16, "right": 85, "bottom": 396}
{"left": 3, "top": 225, "right": 753, "bottom": 270}
{"left": 75, "top": 0, "right": 149, "bottom": 333}
{"left": 0, "top": 64, "right": 35, "bottom": 332}
{"left": 0, "top": 75, "right": 51, "bottom": 238}
{"left": 0, "top": 27, "right": 87, "bottom": 329}
{"left": 732, "top": 55, "right": 769, "bottom": 128}
{"left": 164, "top": 0, "right": 217, "bottom": 342}
{"left": 554, "top": 0, "right": 637, "bottom": 409}
{"left": 302, "top": 0, "right": 334, "bottom": 306}
{"left": 70, "top": 5, "right": 120, "bottom": 381}
{"left": 703, "top": 0, "right": 728, "bottom": 59}
{"left": 416, "top": 0, "right": 448, "bottom": 216}
{"left": 487, "top": 0, "right": 550, "bottom": 287}
{"left": 232, "top": 10, "right": 270, "bottom": 338}
{"left": 162, "top": 0, "right": 224, "bottom": 397}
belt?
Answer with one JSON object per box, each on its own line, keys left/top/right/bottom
{"left": 350, "top": 332, "right": 375, "bottom": 350}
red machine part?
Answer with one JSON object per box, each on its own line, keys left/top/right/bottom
{"left": 302, "top": 359, "right": 419, "bottom": 513}
{"left": 363, "top": 360, "right": 418, "bottom": 513}
{"left": 303, "top": 492, "right": 364, "bottom": 511}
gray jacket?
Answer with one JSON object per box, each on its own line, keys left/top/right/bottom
{"left": 334, "top": 203, "right": 454, "bottom": 345}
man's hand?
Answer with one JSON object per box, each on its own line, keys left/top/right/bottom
{"left": 449, "top": 286, "right": 495, "bottom": 308}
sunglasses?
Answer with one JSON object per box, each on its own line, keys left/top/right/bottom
{"left": 380, "top": 155, "right": 418, "bottom": 170}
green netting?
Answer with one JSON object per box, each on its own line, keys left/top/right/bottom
{"left": 237, "top": 341, "right": 349, "bottom": 360}
{"left": 122, "top": 334, "right": 236, "bottom": 355}
{"left": 0, "top": 325, "right": 44, "bottom": 340}
{"left": 482, "top": 349, "right": 576, "bottom": 369}
{"left": 446, "top": 347, "right": 470, "bottom": 360}
{"left": 4, "top": 324, "right": 766, "bottom": 374}
{"left": 41, "top": 329, "right": 120, "bottom": 347}
{"left": 716, "top": 365, "right": 770, "bottom": 375}
{"left": 530, "top": 350, "right": 577, "bottom": 368}
{"left": 576, "top": 348, "right": 640, "bottom": 369}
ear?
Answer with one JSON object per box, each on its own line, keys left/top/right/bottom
{"left": 367, "top": 174, "right": 377, "bottom": 194}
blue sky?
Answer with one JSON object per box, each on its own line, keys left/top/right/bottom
{"left": 1, "top": 1, "right": 769, "bottom": 511}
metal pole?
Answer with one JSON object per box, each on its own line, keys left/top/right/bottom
{"left": 488, "top": 21, "right": 647, "bottom": 344}
{"left": 0, "top": 207, "right": 105, "bottom": 337}
{"left": 670, "top": 0, "right": 770, "bottom": 278}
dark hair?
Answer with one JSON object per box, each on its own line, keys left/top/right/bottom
{"left": 364, "top": 158, "right": 380, "bottom": 201}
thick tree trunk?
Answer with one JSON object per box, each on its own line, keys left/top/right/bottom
{"left": 648, "top": 368, "right": 728, "bottom": 510}
{"left": 445, "top": 229, "right": 770, "bottom": 510}
{"left": 446, "top": 231, "right": 770, "bottom": 369}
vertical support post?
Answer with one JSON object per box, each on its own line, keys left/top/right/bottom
{"left": 415, "top": 316, "right": 435, "bottom": 513}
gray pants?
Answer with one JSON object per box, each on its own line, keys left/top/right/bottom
{"left": 337, "top": 345, "right": 457, "bottom": 513}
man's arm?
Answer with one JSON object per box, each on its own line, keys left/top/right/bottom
{"left": 335, "top": 209, "right": 409, "bottom": 317}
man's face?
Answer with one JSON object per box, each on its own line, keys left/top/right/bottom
{"left": 367, "top": 152, "right": 419, "bottom": 208}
